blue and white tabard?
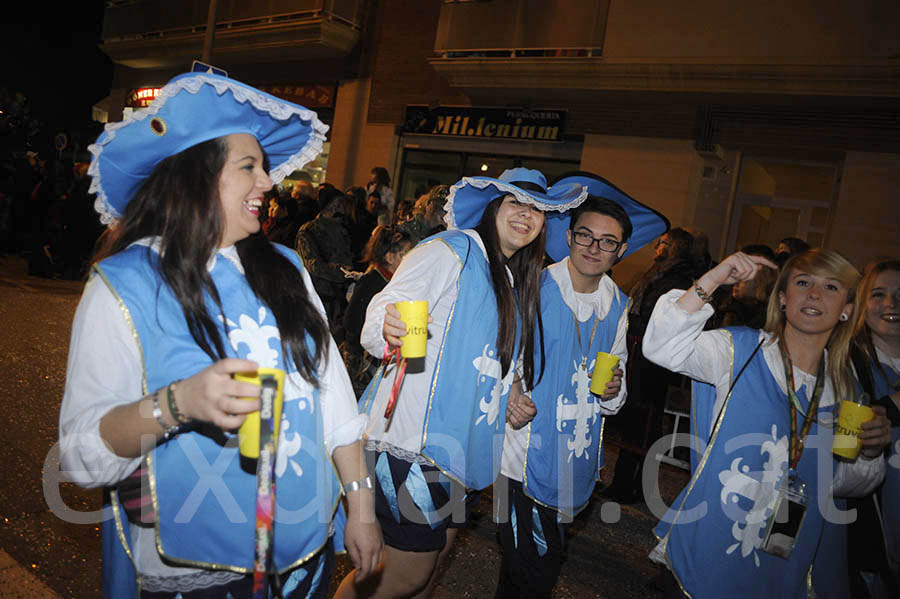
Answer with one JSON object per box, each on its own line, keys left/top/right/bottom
{"left": 95, "top": 243, "right": 341, "bottom": 580}
{"left": 362, "top": 230, "right": 518, "bottom": 490}
{"left": 420, "top": 230, "right": 518, "bottom": 489}
{"left": 871, "top": 357, "right": 900, "bottom": 567}
{"left": 655, "top": 327, "right": 837, "bottom": 599}
{"left": 522, "top": 268, "right": 627, "bottom": 516}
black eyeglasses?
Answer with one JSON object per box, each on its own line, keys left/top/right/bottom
{"left": 572, "top": 231, "right": 623, "bottom": 253}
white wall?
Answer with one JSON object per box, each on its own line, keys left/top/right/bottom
{"left": 830, "top": 151, "right": 900, "bottom": 268}
{"left": 579, "top": 134, "right": 703, "bottom": 291}
{"left": 327, "top": 78, "right": 397, "bottom": 191}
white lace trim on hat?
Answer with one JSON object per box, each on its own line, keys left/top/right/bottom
{"left": 442, "top": 177, "right": 588, "bottom": 229}
{"left": 88, "top": 74, "right": 328, "bottom": 224}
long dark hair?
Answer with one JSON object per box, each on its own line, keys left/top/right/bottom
{"left": 474, "top": 196, "right": 545, "bottom": 390}
{"left": 93, "top": 137, "right": 329, "bottom": 385}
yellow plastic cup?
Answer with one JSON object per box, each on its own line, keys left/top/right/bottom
{"left": 590, "top": 352, "right": 620, "bottom": 396}
{"left": 235, "top": 368, "right": 285, "bottom": 459}
{"left": 832, "top": 400, "right": 875, "bottom": 460}
{"left": 396, "top": 300, "right": 429, "bottom": 358}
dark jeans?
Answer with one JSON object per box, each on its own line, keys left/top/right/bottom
{"left": 495, "top": 477, "right": 567, "bottom": 599}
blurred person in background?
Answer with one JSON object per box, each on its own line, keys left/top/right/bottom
{"left": 340, "top": 226, "right": 414, "bottom": 396}
{"left": 603, "top": 227, "right": 697, "bottom": 503}
{"left": 263, "top": 187, "right": 302, "bottom": 247}
{"left": 295, "top": 184, "right": 358, "bottom": 328}
{"left": 291, "top": 178, "right": 319, "bottom": 228}
{"left": 396, "top": 184, "right": 448, "bottom": 244}
{"left": 367, "top": 166, "right": 394, "bottom": 215}
{"left": 776, "top": 236, "right": 811, "bottom": 268}
{"left": 344, "top": 186, "right": 377, "bottom": 266}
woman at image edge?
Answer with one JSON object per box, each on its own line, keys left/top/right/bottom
{"left": 643, "top": 249, "right": 890, "bottom": 598}
{"left": 58, "top": 73, "right": 381, "bottom": 597}
{"left": 336, "top": 168, "right": 586, "bottom": 598}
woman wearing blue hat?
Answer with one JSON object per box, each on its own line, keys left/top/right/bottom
{"left": 58, "top": 73, "right": 382, "bottom": 598}
{"left": 335, "top": 168, "right": 586, "bottom": 597}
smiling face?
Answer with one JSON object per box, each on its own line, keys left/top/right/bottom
{"left": 218, "top": 133, "right": 272, "bottom": 247}
{"left": 779, "top": 269, "right": 852, "bottom": 338}
{"left": 566, "top": 211, "right": 627, "bottom": 292}
{"left": 865, "top": 269, "right": 900, "bottom": 348}
{"left": 495, "top": 195, "right": 545, "bottom": 258}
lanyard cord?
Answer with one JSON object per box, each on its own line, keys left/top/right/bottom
{"left": 779, "top": 342, "right": 826, "bottom": 471}
{"left": 382, "top": 343, "right": 408, "bottom": 429}
{"left": 573, "top": 311, "right": 600, "bottom": 368}
{"left": 252, "top": 377, "right": 282, "bottom": 599}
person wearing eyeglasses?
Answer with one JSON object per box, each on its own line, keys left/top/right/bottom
{"left": 497, "top": 184, "right": 667, "bottom": 598}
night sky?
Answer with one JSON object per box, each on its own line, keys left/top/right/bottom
{"left": 2, "top": 2, "right": 112, "bottom": 129}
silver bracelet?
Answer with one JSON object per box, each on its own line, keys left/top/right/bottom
{"left": 152, "top": 390, "right": 180, "bottom": 439}
{"left": 343, "top": 475, "right": 373, "bottom": 494}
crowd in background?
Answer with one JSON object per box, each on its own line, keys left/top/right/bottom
{"left": 0, "top": 151, "right": 105, "bottom": 279}
{"left": 255, "top": 166, "right": 449, "bottom": 395}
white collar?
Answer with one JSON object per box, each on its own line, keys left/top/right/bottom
{"left": 131, "top": 236, "right": 244, "bottom": 274}
{"left": 547, "top": 257, "right": 621, "bottom": 322}
{"left": 759, "top": 330, "right": 833, "bottom": 406}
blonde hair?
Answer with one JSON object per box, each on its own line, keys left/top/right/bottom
{"left": 763, "top": 249, "right": 861, "bottom": 401}
{"left": 853, "top": 258, "right": 900, "bottom": 377}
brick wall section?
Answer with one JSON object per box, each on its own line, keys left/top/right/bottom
{"left": 366, "top": 0, "right": 469, "bottom": 124}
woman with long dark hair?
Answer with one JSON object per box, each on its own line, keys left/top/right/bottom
{"left": 335, "top": 168, "right": 586, "bottom": 597}
{"left": 644, "top": 249, "right": 890, "bottom": 598}
{"left": 58, "top": 73, "right": 381, "bottom": 598}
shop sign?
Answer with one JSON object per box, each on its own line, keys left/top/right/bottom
{"left": 126, "top": 88, "right": 161, "bottom": 109}
{"left": 257, "top": 84, "right": 336, "bottom": 108}
{"left": 403, "top": 106, "right": 567, "bottom": 141}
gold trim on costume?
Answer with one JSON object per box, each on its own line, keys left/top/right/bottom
{"left": 148, "top": 439, "right": 340, "bottom": 574}
{"left": 93, "top": 265, "right": 149, "bottom": 395}
{"left": 658, "top": 329, "right": 736, "bottom": 598}
{"left": 419, "top": 237, "right": 466, "bottom": 484}
{"left": 110, "top": 489, "right": 143, "bottom": 597}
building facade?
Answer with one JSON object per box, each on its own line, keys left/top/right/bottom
{"left": 98, "top": 0, "right": 900, "bottom": 286}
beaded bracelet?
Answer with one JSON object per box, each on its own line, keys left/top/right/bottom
{"left": 166, "top": 380, "right": 190, "bottom": 425}
{"left": 152, "top": 389, "right": 180, "bottom": 438}
{"left": 693, "top": 282, "right": 713, "bottom": 303}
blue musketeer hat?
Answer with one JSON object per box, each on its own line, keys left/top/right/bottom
{"left": 444, "top": 167, "right": 587, "bottom": 231}
{"left": 544, "top": 171, "right": 670, "bottom": 263}
{"left": 87, "top": 72, "right": 328, "bottom": 223}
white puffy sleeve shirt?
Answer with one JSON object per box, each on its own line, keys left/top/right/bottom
{"left": 642, "top": 289, "right": 884, "bottom": 498}
{"left": 360, "top": 230, "right": 510, "bottom": 457}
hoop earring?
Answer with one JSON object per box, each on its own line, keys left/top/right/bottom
{"left": 839, "top": 313, "right": 848, "bottom": 322}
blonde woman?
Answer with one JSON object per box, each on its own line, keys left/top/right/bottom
{"left": 643, "top": 249, "right": 890, "bottom": 598}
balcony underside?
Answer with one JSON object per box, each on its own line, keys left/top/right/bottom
{"left": 104, "top": 19, "right": 359, "bottom": 69}
{"left": 430, "top": 58, "right": 900, "bottom": 98}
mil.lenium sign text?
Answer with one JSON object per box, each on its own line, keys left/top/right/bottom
{"left": 404, "top": 106, "right": 567, "bottom": 142}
